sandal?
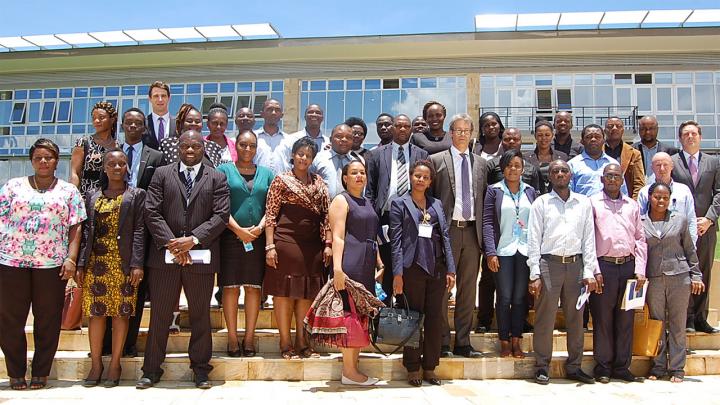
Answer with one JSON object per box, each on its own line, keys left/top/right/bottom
{"left": 9, "top": 377, "right": 27, "bottom": 390}
{"left": 281, "top": 349, "right": 299, "bottom": 360}
{"left": 243, "top": 347, "right": 257, "bottom": 357}
{"left": 407, "top": 371, "right": 422, "bottom": 387}
{"left": 298, "top": 347, "right": 320, "bottom": 358}
{"left": 29, "top": 376, "right": 48, "bottom": 390}
{"left": 670, "top": 375, "right": 684, "bottom": 383}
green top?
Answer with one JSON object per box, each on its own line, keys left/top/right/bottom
{"left": 216, "top": 163, "right": 274, "bottom": 227}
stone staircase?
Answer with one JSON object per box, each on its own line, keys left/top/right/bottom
{"left": 9, "top": 307, "right": 720, "bottom": 382}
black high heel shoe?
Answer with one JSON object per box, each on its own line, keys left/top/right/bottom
{"left": 83, "top": 366, "right": 104, "bottom": 387}
{"left": 103, "top": 367, "right": 121, "bottom": 388}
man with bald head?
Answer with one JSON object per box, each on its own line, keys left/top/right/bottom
{"left": 311, "top": 123, "right": 357, "bottom": 199}
{"left": 637, "top": 152, "right": 697, "bottom": 244}
{"left": 553, "top": 112, "right": 583, "bottom": 159}
{"left": 604, "top": 117, "right": 645, "bottom": 200}
{"left": 589, "top": 164, "right": 647, "bottom": 383}
{"left": 138, "top": 130, "right": 230, "bottom": 389}
{"left": 632, "top": 115, "right": 679, "bottom": 184}
{"left": 367, "top": 114, "right": 429, "bottom": 304}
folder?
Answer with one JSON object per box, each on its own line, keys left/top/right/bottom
{"left": 621, "top": 279, "right": 649, "bottom": 311}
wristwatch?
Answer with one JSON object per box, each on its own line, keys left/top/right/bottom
{"left": 191, "top": 236, "right": 200, "bottom": 246}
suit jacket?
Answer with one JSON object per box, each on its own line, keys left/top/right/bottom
{"left": 641, "top": 212, "right": 701, "bottom": 280}
{"left": 617, "top": 142, "right": 645, "bottom": 200}
{"left": 429, "top": 149, "right": 487, "bottom": 245}
{"left": 144, "top": 162, "right": 230, "bottom": 273}
{"left": 366, "top": 142, "right": 429, "bottom": 216}
{"left": 123, "top": 143, "right": 165, "bottom": 191}
{"left": 671, "top": 152, "right": 720, "bottom": 224}
{"left": 78, "top": 188, "right": 146, "bottom": 275}
{"left": 389, "top": 194, "right": 456, "bottom": 275}
{"left": 553, "top": 137, "right": 584, "bottom": 159}
{"left": 632, "top": 140, "right": 679, "bottom": 174}
{"left": 482, "top": 184, "right": 538, "bottom": 257}
{"left": 143, "top": 113, "right": 176, "bottom": 150}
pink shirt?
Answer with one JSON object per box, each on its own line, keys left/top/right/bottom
{"left": 590, "top": 192, "right": 647, "bottom": 276}
{"left": 204, "top": 135, "right": 237, "bottom": 162}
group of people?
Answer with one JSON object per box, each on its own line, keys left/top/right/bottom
{"left": 0, "top": 80, "right": 716, "bottom": 391}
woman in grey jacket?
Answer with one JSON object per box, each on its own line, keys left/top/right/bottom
{"left": 642, "top": 182, "right": 704, "bottom": 383}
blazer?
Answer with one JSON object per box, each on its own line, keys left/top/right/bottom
{"left": 482, "top": 183, "right": 538, "bottom": 257}
{"left": 485, "top": 155, "right": 542, "bottom": 194}
{"left": 524, "top": 148, "right": 569, "bottom": 194}
{"left": 429, "top": 149, "right": 487, "bottom": 245}
{"left": 617, "top": 142, "right": 646, "bottom": 200}
{"left": 641, "top": 212, "right": 701, "bottom": 280}
{"left": 144, "top": 162, "right": 230, "bottom": 273}
{"left": 389, "top": 194, "right": 456, "bottom": 276}
{"left": 366, "top": 142, "right": 429, "bottom": 216}
{"left": 143, "top": 113, "right": 177, "bottom": 150}
{"left": 78, "top": 187, "right": 146, "bottom": 275}
{"left": 671, "top": 152, "right": 720, "bottom": 224}
{"left": 553, "top": 137, "right": 584, "bottom": 159}
{"left": 631, "top": 140, "right": 679, "bottom": 174}
{"left": 130, "top": 144, "right": 165, "bottom": 190}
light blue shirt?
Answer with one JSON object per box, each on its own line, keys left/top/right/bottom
{"left": 310, "top": 148, "right": 356, "bottom": 199}
{"left": 638, "top": 180, "right": 698, "bottom": 244}
{"left": 274, "top": 129, "right": 330, "bottom": 174}
{"left": 123, "top": 142, "right": 143, "bottom": 188}
{"left": 256, "top": 129, "right": 288, "bottom": 174}
{"left": 496, "top": 181, "right": 532, "bottom": 257}
{"left": 568, "top": 151, "right": 628, "bottom": 197}
{"left": 640, "top": 143, "right": 658, "bottom": 184}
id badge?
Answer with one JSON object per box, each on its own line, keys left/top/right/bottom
{"left": 418, "top": 223, "right": 433, "bottom": 238}
{"left": 243, "top": 242, "right": 254, "bottom": 252}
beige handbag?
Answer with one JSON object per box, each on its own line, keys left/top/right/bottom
{"left": 632, "top": 305, "right": 663, "bottom": 357}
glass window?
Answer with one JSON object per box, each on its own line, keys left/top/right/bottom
{"left": 655, "top": 73, "right": 672, "bottom": 84}
{"left": 236, "top": 95, "right": 251, "bottom": 111}
{"left": 574, "top": 86, "right": 592, "bottom": 107}
{"left": 90, "top": 87, "right": 104, "bottom": 97}
{"left": 216, "top": 82, "right": 233, "bottom": 94}
{"left": 595, "top": 74, "right": 612, "bottom": 85}
{"left": 43, "top": 89, "right": 57, "bottom": 99}
{"left": 557, "top": 89, "right": 572, "bottom": 110}
{"left": 636, "top": 88, "right": 652, "bottom": 111}
{"left": 28, "top": 102, "right": 40, "bottom": 123}
{"left": 254, "top": 82, "right": 270, "bottom": 92}
{"left": 616, "top": 87, "right": 631, "bottom": 107}
{"left": 29, "top": 90, "right": 42, "bottom": 99}
{"left": 237, "top": 82, "right": 252, "bottom": 92}
{"left": 696, "top": 85, "right": 715, "bottom": 114}
{"left": 138, "top": 99, "right": 150, "bottom": 114}
{"left": 328, "top": 80, "right": 344, "bottom": 91}
{"left": 516, "top": 89, "right": 533, "bottom": 107}
{"left": 326, "top": 91, "right": 344, "bottom": 130}
{"left": 121, "top": 99, "right": 134, "bottom": 117}
{"left": 0, "top": 101, "right": 11, "bottom": 125}
{"left": 59, "top": 88, "right": 73, "bottom": 98}
{"left": 27, "top": 126, "right": 40, "bottom": 135}
{"left": 498, "top": 89, "right": 511, "bottom": 107}
{"left": 555, "top": 75, "right": 572, "bottom": 86}
{"left": 201, "top": 96, "right": 217, "bottom": 115}
{"left": 41, "top": 101, "right": 56, "bottom": 123}
{"left": 137, "top": 85, "right": 149, "bottom": 96}
{"left": 675, "top": 73, "right": 692, "bottom": 84}
{"left": 656, "top": 88, "right": 672, "bottom": 111}
{"left": 575, "top": 74, "right": 593, "bottom": 85}
{"left": 170, "top": 84, "right": 184, "bottom": 95}
{"left": 614, "top": 74, "right": 632, "bottom": 84}
{"left": 382, "top": 79, "right": 399, "bottom": 89}
{"left": 516, "top": 75, "right": 533, "bottom": 86}
{"left": 365, "top": 80, "right": 381, "bottom": 90}
{"left": 57, "top": 125, "right": 70, "bottom": 134}
{"left": 594, "top": 86, "right": 613, "bottom": 106}
{"left": 272, "top": 81, "right": 283, "bottom": 92}
{"left": 122, "top": 86, "right": 136, "bottom": 96}
{"left": 677, "top": 87, "right": 693, "bottom": 111}
{"left": 186, "top": 84, "right": 201, "bottom": 94}
{"left": 438, "top": 77, "right": 457, "bottom": 88}
{"left": 535, "top": 75, "right": 552, "bottom": 86}
{"left": 11, "top": 126, "right": 25, "bottom": 135}
{"left": 536, "top": 89, "right": 552, "bottom": 110}
{"left": 310, "top": 81, "right": 326, "bottom": 91}
{"left": 696, "top": 72, "right": 714, "bottom": 84}
{"left": 106, "top": 87, "right": 119, "bottom": 97}
{"left": 362, "top": 90, "right": 381, "bottom": 127}
{"left": 41, "top": 125, "right": 55, "bottom": 135}
{"left": 382, "top": 90, "right": 400, "bottom": 115}
{"left": 72, "top": 99, "right": 88, "bottom": 123}
{"left": 496, "top": 76, "right": 513, "bottom": 86}
{"left": 420, "top": 78, "right": 437, "bottom": 88}
{"left": 74, "top": 88, "right": 88, "bottom": 98}
{"left": 203, "top": 83, "right": 218, "bottom": 93}
{"left": 219, "top": 96, "right": 233, "bottom": 113}
{"left": 252, "top": 95, "right": 268, "bottom": 115}
{"left": 402, "top": 78, "right": 418, "bottom": 88}
{"left": 14, "top": 90, "right": 28, "bottom": 100}
{"left": 480, "top": 87, "right": 495, "bottom": 108}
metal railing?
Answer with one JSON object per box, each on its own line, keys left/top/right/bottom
{"left": 480, "top": 106, "right": 639, "bottom": 134}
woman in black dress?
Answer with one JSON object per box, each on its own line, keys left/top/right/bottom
{"left": 329, "top": 160, "right": 384, "bottom": 385}
{"left": 523, "top": 121, "right": 568, "bottom": 194}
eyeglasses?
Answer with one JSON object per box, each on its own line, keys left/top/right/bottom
{"left": 603, "top": 173, "right": 622, "bottom": 180}
{"left": 550, "top": 168, "right": 570, "bottom": 174}
{"left": 179, "top": 143, "right": 203, "bottom": 150}
{"left": 452, "top": 129, "right": 472, "bottom": 135}
{"left": 237, "top": 143, "right": 257, "bottom": 150}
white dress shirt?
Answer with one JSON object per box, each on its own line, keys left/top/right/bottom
{"left": 384, "top": 141, "right": 411, "bottom": 212}
{"left": 256, "top": 129, "right": 288, "bottom": 174}
{"left": 152, "top": 112, "right": 171, "bottom": 142}
{"left": 683, "top": 150, "right": 700, "bottom": 166}
{"left": 179, "top": 161, "right": 202, "bottom": 184}
{"left": 526, "top": 190, "right": 597, "bottom": 280}
{"left": 450, "top": 145, "right": 475, "bottom": 221}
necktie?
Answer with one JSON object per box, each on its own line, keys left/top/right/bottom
{"left": 126, "top": 144, "right": 135, "bottom": 184}
{"left": 334, "top": 154, "right": 349, "bottom": 193}
{"left": 185, "top": 167, "right": 194, "bottom": 197}
{"left": 461, "top": 153, "right": 471, "bottom": 219}
{"left": 397, "top": 146, "right": 408, "bottom": 197}
{"left": 158, "top": 117, "right": 165, "bottom": 142}
{"left": 689, "top": 155, "right": 699, "bottom": 186}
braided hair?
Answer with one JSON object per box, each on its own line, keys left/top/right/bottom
{"left": 91, "top": 101, "right": 118, "bottom": 138}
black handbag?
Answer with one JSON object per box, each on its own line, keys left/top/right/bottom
{"left": 370, "top": 294, "right": 423, "bottom": 356}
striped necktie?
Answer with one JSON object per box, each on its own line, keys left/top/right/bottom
{"left": 397, "top": 146, "right": 408, "bottom": 197}
{"left": 185, "top": 167, "right": 194, "bottom": 197}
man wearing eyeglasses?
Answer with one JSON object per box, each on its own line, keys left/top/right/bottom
{"left": 527, "top": 160, "right": 597, "bottom": 385}
{"left": 429, "top": 113, "right": 487, "bottom": 359}
{"left": 589, "top": 164, "right": 647, "bottom": 383}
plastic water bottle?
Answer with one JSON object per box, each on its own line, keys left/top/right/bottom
{"left": 375, "top": 282, "right": 387, "bottom": 301}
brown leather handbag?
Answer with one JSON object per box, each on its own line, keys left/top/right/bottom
{"left": 61, "top": 281, "right": 83, "bottom": 330}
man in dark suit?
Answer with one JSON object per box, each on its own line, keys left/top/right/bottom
{"left": 137, "top": 130, "right": 230, "bottom": 389}
{"left": 142, "top": 81, "right": 176, "bottom": 150}
{"left": 366, "top": 114, "right": 429, "bottom": 305}
{"left": 632, "top": 115, "right": 679, "bottom": 184}
{"left": 429, "top": 113, "right": 486, "bottom": 358}
{"left": 671, "top": 120, "right": 720, "bottom": 334}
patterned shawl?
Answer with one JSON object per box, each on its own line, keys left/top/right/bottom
{"left": 277, "top": 172, "right": 326, "bottom": 217}
{"left": 304, "top": 277, "right": 385, "bottom": 347}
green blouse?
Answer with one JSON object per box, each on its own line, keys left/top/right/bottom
{"left": 216, "top": 163, "right": 274, "bottom": 227}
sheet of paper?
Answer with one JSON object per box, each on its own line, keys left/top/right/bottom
{"left": 165, "top": 249, "right": 211, "bottom": 264}
{"left": 576, "top": 285, "right": 591, "bottom": 310}
{"left": 621, "top": 279, "right": 649, "bottom": 311}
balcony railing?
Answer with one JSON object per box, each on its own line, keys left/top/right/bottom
{"left": 480, "top": 106, "right": 639, "bottom": 135}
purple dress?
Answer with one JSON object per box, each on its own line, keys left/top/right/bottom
{"left": 340, "top": 192, "right": 379, "bottom": 292}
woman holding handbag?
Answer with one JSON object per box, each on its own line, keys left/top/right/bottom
{"left": 389, "top": 160, "right": 456, "bottom": 387}
{"left": 328, "top": 160, "right": 384, "bottom": 386}
{"left": 642, "top": 182, "right": 704, "bottom": 383}
{"left": 0, "top": 139, "right": 86, "bottom": 390}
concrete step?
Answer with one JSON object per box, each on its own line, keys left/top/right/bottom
{"left": 28, "top": 326, "right": 720, "bottom": 354}
{"left": 3, "top": 350, "right": 719, "bottom": 382}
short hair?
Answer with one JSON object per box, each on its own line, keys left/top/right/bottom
{"left": 340, "top": 160, "right": 366, "bottom": 189}
{"left": 499, "top": 149, "right": 524, "bottom": 173}
{"left": 409, "top": 159, "right": 436, "bottom": 181}
{"left": 376, "top": 113, "right": 393, "bottom": 122}
{"left": 236, "top": 129, "right": 258, "bottom": 142}
{"left": 123, "top": 107, "right": 146, "bottom": 122}
{"left": 290, "top": 136, "right": 319, "bottom": 164}
{"left": 148, "top": 81, "right": 170, "bottom": 97}
{"left": 331, "top": 123, "right": 352, "bottom": 137}
{"left": 100, "top": 147, "right": 128, "bottom": 189}
{"left": 29, "top": 138, "right": 59, "bottom": 160}
{"left": 581, "top": 123, "right": 604, "bottom": 139}
{"left": 176, "top": 103, "right": 201, "bottom": 135}
{"left": 91, "top": 101, "right": 118, "bottom": 138}
{"left": 534, "top": 120, "right": 553, "bottom": 133}
{"left": 207, "top": 102, "right": 229, "bottom": 120}
{"left": 605, "top": 116, "right": 623, "bottom": 125}
{"left": 678, "top": 120, "right": 702, "bottom": 137}
{"left": 448, "top": 113, "right": 474, "bottom": 132}
{"left": 344, "top": 117, "right": 367, "bottom": 135}
{"left": 648, "top": 181, "right": 672, "bottom": 196}
{"left": 102, "top": 147, "right": 127, "bottom": 164}
{"left": 478, "top": 111, "right": 506, "bottom": 145}
{"left": 422, "top": 101, "right": 447, "bottom": 120}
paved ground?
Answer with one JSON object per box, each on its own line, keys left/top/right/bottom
{"left": 2, "top": 376, "right": 719, "bottom": 404}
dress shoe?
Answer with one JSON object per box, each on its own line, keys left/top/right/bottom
{"left": 440, "top": 345, "right": 453, "bottom": 358}
{"left": 535, "top": 369, "right": 550, "bottom": 385}
{"left": 474, "top": 325, "right": 489, "bottom": 334}
{"left": 453, "top": 345, "right": 483, "bottom": 358}
{"left": 595, "top": 376, "right": 610, "bottom": 384}
{"left": 193, "top": 373, "right": 212, "bottom": 389}
{"left": 695, "top": 321, "right": 720, "bottom": 334}
{"left": 103, "top": 379, "right": 120, "bottom": 388}
{"left": 407, "top": 371, "right": 423, "bottom": 387}
{"left": 341, "top": 375, "right": 379, "bottom": 386}
{"left": 123, "top": 346, "right": 138, "bottom": 358}
{"left": 686, "top": 326, "right": 697, "bottom": 333}
{"left": 612, "top": 372, "right": 644, "bottom": 383}
{"left": 423, "top": 371, "right": 441, "bottom": 386}
{"left": 135, "top": 371, "right": 163, "bottom": 390}
{"left": 566, "top": 370, "right": 595, "bottom": 384}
